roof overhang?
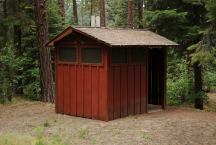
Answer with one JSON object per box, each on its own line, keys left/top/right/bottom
{"left": 46, "top": 26, "right": 179, "bottom": 47}
{"left": 46, "top": 27, "right": 73, "bottom": 47}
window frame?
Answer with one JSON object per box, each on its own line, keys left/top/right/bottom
{"left": 80, "top": 46, "right": 104, "bottom": 66}
{"left": 111, "top": 48, "right": 129, "bottom": 66}
{"left": 130, "top": 48, "right": 146, "bottom": 64}
{"left": 110, "top": 48, "right": 146, "bottom": 66}
{"left": 57, "top": 46, "right": 78, "bottom": 65}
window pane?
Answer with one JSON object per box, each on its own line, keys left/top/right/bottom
{"left": 131, "top": 48, "right": 145, "bottom": 63}
{"left": 112, "top": 48, "right": 127, "bottom": 64}
{"left": 59, "top": 48, "right": 76, "bottom": 62}
{"left": 82, "top": 48, "right": 102, "bottom": 63}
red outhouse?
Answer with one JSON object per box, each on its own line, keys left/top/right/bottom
{"left": 47, "top": 27, "right": 178, "bottom": 121}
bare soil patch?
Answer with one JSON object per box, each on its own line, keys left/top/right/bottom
{"left": 0, "top": 100, "right": 216, "bottom": 145}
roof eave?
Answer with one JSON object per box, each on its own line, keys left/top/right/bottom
{"left": 46, "top": 26, "right": 73, "bottom": 47}
{"left": 46, "top": 26, "right": 112, "bottom": 47}
{"left": 109, "top": 44, "right": 179, "bottom": 48}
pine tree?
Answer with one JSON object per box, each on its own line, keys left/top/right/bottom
{"left": 72, "top": 0, "right": 78, "bottom": 24}
{"left": 137, "top": 0, "right": 143, "bottom": 29}
{"left": 33, "top": 0, "right": 54, "bottom": 102}
{"left": 58, "top": 0, "right": 65, "bottom": 19}
{"left": 127, "top": 0, "right": 133, "bottom": 28}
{"left": 99, "top": 0, "right": 105, "bottom": 27}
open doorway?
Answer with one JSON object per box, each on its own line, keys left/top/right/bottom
{"left": 148, "top": 48, "right": 165, "bottom": 112}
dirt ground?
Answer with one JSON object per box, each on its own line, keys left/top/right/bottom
{"left": 0, "top": 95, "right": 216, "bottom": 145}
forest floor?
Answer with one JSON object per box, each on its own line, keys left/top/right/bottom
{"left": 0, "top": 94, "right": 216, "bottom": 145}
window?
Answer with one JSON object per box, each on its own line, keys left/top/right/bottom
{"left": 112, "top": 48, "right": 127, "bottom": 64}
{"left": 131, "top": 48, "right": 145, "bottom": 63}
{"left": 82, "top": 48, "right": 102, "bottom": 63}
{"left": 58, "top": 48, "right": 77, "bottom": 62}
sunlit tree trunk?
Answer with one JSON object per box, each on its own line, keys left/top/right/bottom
{"left": 128, "top": 0, "right": 133, "bottom": 28}
{"left": 34, "top": 0, "right": 54, "bottom": 102}
{"left": 99, "top": 0, "right": 105, "bottom": 27}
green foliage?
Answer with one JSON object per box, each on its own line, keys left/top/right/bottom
{"left": 203, "top": 66, "right": 216, "bottom": 91}
{"left": 206, "top": 0, "right": 216, "bottom": 22}
{"left": 182, "top": 0, "right": 204, "bottom": 5}
{"left": 168, "top": 76, "right": 190, "bottom": 105}
{"left": 0, "top": 0, "right": 65, "bottom": 103}
{"left": 107, "top": 0, "right": 128, "bottom": 27}
{"left": 48, "top": 0, "right": 65, "bottom": 39}
{"left": 0, "top": 43, "right": 22, "bottom": 103}
{"left": 22, "top": 58, "right": 40, "bottom": 100}
{"left": 167, "top": 51, "right": 192, "bottom": 105}
{"left": 144, "top": 10, "right": 187, "bottom": 41}
{"left": 184, "top": 91, "right": 208, "bottom": 106}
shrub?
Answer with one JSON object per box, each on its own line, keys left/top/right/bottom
{"left": 203, "top": 68, "right": 216, "bottom": 92}
{"left": 167, "top": 52, "right": 192, "bottom": 105}
{"left": 0, "top": 43, "right": 21, "bottom": 104}
{"left": 22, "top": 66, "right": 40, "bottom": 100}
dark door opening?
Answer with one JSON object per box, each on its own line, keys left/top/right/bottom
{"left": 148, "top": 48, "right": 165, "bottom": 112}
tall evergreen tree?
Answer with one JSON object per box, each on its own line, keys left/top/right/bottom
{"left": 99, "top": 0, "right": 106, "bottom": 27}
{"left": 127, "top": 0, "right": 133, "bottom": 28}
{"left": 58, "top": 0, "right": 65, "bottom": 19}
{"left": 137, "top": 0, "right": 144, "bottom": 28}
{"left": 33, "top": 0, "right": 54, "bottom": 102}
{"left": 72, "top": 0, "right": 78, "bottom": 24}
{"left": 2, "top": 0, "right": 8, "bottom": 45}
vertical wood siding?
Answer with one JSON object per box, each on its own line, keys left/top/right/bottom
{"left": 108, "top": 49, "right": 148, "bottom": 120}
{"left": 55, "top": 47, "right": 108, "bottom": 121}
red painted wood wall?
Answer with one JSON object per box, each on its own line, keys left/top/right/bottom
{"left": 54, "top": 32, "right": 150, "bottom": 121}
{"left": 108, "top": 49, "right": 148, "bottom": 120}
{"left": 55, "top": 49, "right": 108, "bottom": 121}
{"left": 55, "top": 32, "right": 109, "bottom": 121}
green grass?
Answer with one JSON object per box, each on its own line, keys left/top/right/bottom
{"left": 140, "top": 131, "right": 149, "bottom": 142}
{"left": 0, "top": 124, "right": 68, "bottom": 145}
{"left": 0, "top": 133, "right": 36, "bottom": 145}
{"left": 0, "top": 96, "right": 35, "bottom": 105}
{"left": 78, "top": 128, "right": 89, "bottom": 139}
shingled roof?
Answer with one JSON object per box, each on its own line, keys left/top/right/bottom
{"left": 47, "top": 26, "right": 178, "bottom": 47}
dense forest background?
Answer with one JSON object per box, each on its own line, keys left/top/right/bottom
{"left": 0, "top": 0, "right": 216, "bottom": 109}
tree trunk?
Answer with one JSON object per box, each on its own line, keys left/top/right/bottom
{"left": 58, "top": 0, "right": 65, "bottom": 19}
{"left": 144, "top": 0, "right": 148, "bottom": 10}
{"left": 99, "top": 0, "right": 106, "bottom": 27}
{"left": 90, "top": 0, "right": 93, "bottom": 26}
{"left": 13, "top": 0, "right": 22, "bottom": 55}
{"left": 128, "top": 0, "right": 133, "bottom": 28}
{"left": 137, "top": 0, "right": 143, "bottom": 29}
{"left": 14, "top": 25, "right": 22, "bottom": 55}
{"left": 3, "top": 0, "right": 8, "bottom": 45}
{"left": 34, "top": 0, "right": 54, "bottom": 102}
{"left": 193, "top": 61, "right": 203, "bottom": 110}
{"left": 72, "top": 0, "right": 78, "bottom": 24}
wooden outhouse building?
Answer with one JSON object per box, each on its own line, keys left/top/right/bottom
{"left": 47, "top": 27, "right": 178, "bottom": 121}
